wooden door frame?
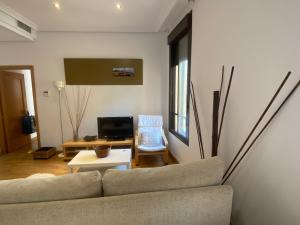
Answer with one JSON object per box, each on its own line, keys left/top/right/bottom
{"left": 0, "top": 89, "right": 6, "bottom": 155}
{"left": 0, "top": 65, "right": 41, "bottom": 149}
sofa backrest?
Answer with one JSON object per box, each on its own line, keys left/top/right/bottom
{"left": 0, "top": 171, "right": 102, "bottom": 204}
{"left": 103, "top": 157, "right": 224, "bottom": 196}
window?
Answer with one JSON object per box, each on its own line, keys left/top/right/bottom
{"left": 168, "top": 12, "right": 192, "bottom": 145}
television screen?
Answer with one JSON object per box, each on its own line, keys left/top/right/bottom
{"left": 97, "top": 117, "right": 133, "bottom": 140}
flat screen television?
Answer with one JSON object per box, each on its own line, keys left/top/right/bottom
{"left": 97, "top": 117, "right": 133, "bottom": 141}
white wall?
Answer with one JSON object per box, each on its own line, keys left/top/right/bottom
{"left": 165, "top": 0, "right": 300, "bottom": 225}
{"left": 0, "top": 32, "right": 166, "bottom": 147}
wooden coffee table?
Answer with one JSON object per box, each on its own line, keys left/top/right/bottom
{"left": 62, "top": 138, "right": 133, "bottom": 161}
{"left": 67, "top": 149, "right": 132, "bottom": 173}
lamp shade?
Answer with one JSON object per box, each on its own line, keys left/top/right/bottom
{"left": 54, "top": 81, "right": 65, "bottom": 91}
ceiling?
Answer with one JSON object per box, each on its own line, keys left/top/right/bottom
{"left": 0, "top": 0, "right": 187, "bottom": 32}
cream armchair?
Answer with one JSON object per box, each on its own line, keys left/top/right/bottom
{"left": 135, "top": 115, "right": 169, "bottom": 165}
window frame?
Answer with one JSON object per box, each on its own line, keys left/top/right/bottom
{"left": 168, "top": 12, "right": 192, "bottom": 146}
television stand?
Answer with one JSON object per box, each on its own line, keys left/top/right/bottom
{"left": 107, "top": 137, "right": 125, "bottom": 141}
{"left": 62, "top": 138, "right": 134, "bottom": 161}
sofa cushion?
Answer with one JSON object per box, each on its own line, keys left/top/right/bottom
{"left": 102, "top": 157, "right": 224, "bottom": 196}
{"left": 0, "top": 171, "right": 102, "bottom": 204}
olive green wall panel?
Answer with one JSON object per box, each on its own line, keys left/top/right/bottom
{"left": 64, "top": 58, "right": 143, "bottom": 85}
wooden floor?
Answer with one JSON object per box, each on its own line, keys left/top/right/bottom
{"left": 0, "top": 148, "right": 177, "bottom": 180}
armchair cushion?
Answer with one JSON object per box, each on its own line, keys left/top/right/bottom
{"left": 140, "top": 132, "right": 162, "bottom": 147}
{"left": 138, "top": 115, "right": 163, "bottom": 127}
{"left": 137, "top": 145, "right": 166, "bottom": 152}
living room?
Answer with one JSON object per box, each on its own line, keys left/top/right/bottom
{"left": 0, "top": 0, "right": 299, "bottom": 225}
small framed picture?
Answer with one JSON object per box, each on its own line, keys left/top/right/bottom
{"left": 112, "top": 67, "right": 135, "bottom": 77}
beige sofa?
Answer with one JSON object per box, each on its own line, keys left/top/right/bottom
{"left": 0, "top": 157, "right": 233, "bottom": 225}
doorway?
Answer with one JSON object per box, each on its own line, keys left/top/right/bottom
{"left": 0, "top": 66, "right": 40, "bottom": 155}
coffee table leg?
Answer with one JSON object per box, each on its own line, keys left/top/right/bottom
{"left": 69, "top": 167, "right": 74, "bottom": 173}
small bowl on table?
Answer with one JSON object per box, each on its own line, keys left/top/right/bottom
{"left": 94, "top": 145, "right": 111, "bottom": 158}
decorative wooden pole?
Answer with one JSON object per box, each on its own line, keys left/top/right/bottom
{"left": 212, "top": 91, "right": 220, "bottom": 156}
{"left": 222, "top": 79, "right": 300, "bottom": 184}
{"left": 212, "top": 66, "right": 224, "bottom": 156}
{"left": 216, "top": 66, "right": 235, "bottom": 151}
{"left": 219, "top": 65, "right": 225, "bottom": 104}
{"left": 190, "top": 82, "right": 205, "bottom": 159}
{"left": 223, "top": 72, "right": 291, "bottom": 179}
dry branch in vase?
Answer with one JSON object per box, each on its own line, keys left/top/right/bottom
{"left": 64, "top": 86, "right": 92, "bottom": 141}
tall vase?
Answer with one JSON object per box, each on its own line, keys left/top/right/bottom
{"left": 73, "top": 131, "right": 79, "bottom": 142}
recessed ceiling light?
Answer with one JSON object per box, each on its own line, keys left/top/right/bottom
{"left": 53, "top": 1, "right": 61, "bottom": 10}
{"left": 116, "top": 2, "right": 122, "bottom": 10}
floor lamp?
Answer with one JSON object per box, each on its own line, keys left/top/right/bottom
{"left": 54, "top": 81, "right": 65, "bottom": 157}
